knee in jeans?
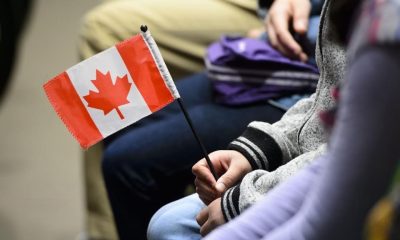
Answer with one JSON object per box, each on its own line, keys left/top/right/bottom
{"left": 147, "top": 194, "right": 205, "bottom": 240}
{"left": 147, "top": 204, "right": 178, "bottom": 240}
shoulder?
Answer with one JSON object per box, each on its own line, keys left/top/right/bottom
{"left": 348, "top": 0, "right": 400, "bottom": 58}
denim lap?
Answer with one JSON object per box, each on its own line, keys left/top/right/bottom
{"left": 148, "top": 194, "right": 205, "bottom": 240}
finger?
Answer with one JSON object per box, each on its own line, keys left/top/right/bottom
{"left": 192, "top": 159, "right": 208, "bottom": 174}
{"left": 214, "top": 166, "right": 244, "bottom": 193}
{"left": 299, "top": 52, "right": 308, "bottom": 62}
{"left": 193, "top": 151, "right": 230, "bottom": 179}
{"left": 247, "top": 27, "right": 264, "bottom": 38}
{"left": 197, "top": 186, "right": 221, "bottom": 205}
{"left": 195, "top": 185, "right": 218, "bottom": 204}
{"left": 192, "top": 160, "right": 216, "bottom": 186}
{"left": 268, "top": 15, "right": 295, "bottom": 57}
{"left": 208, "top": 150, "right": 233, "bottom": 176}
{"left": 194, "top": 167, "right": 216, "bottom": 184}
{"left": 196, "top": 207, "right": 208, "bottom": 226}
{"left": 292, "top": 0, "right": 311, "bottom": 34}
{"left": 271, "top": 10, "right": 303, "bottom": 55}
{"left": 266, "top": 17, "right": 278, "bottom": 48}
{"left": 276, "top": 40, "right": 295, "bottom": 58}
{"left": 195, "top": 178, "right": 218, "bottom": 195}
{"left": 198, "top": 195, "right": 213, "bottom": 205}
{"left": 200, "top": 220, "right": 212, "bottom": 236}
{"left": 197, "top": 193, "right": 215, "bottom": 206}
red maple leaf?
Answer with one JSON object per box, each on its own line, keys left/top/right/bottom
{"left": 83, "top": 70, "right": 132, "bottom": 120}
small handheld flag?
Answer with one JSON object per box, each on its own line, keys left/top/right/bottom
{"left": 44, "top": 26, "right": 218, "bottom": 180}
{"left": 44, "top": 28, "right": 179, "bottom": 149}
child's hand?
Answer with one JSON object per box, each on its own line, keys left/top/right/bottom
{"left": 196, "top": 198, "right": 225, "bottom": 236}
{"left": 192, "top": 150, "right": 251, "bottom": 205}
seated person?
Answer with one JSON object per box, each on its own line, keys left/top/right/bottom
{"left": 147, "top": 0, "right": 347, "bottom": 238}
{"left": 96, "top": 0, "right": 324, "bottom": 239}
{"left": 79, "top": 0, "right": 263, "bottom": 239}
{"left": 204, "top": 0, "right": 400, "bottom": 239}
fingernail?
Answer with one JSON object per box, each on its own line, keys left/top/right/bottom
{"left": 215, "top": 182, "right": 226, "bottom": 192}
{"left": 300, "top": 53, "right": 308, "bottom": 62}
{"left": 296, "top": 20, "right": 307, "bottom": 32}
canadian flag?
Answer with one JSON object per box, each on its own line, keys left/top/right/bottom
{"left": 44, "top": 31, "right": 180, "bottom": 148}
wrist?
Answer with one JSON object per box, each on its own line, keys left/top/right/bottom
{"left": 230, "top": 150, "right": 252, "bottom": 174}
{"left": 221, "top": 185, "right": 241, "bottom": 221}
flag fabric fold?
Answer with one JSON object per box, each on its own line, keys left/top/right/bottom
{"left": 44, "top": 31, "right": 179, "bottom": 148}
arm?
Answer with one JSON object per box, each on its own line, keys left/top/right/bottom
{"left": 229, "top": 93, "right": 316, "bottom": 171}
{"left": 194, "top": 0, "right": 321, "bottom": 206}
{"left": 222, "top": 144, "right": 325, "bottom": 220}
{"left": 264, "top": 46, "right": 400, "bottom": 240}
{"left": 206, "top": 156, "right": 325, "bottom": 240}
{"left": 193, "top": 93, "right": 317, "bottom": 204}
{"left": 211, "top": 45, "right": 400, "bottom": 240}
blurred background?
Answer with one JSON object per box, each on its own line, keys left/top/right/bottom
{"left": 0, "top": 0, "right": 98, "bottom": 239}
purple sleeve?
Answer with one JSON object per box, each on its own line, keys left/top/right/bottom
{"left": 206, "top": 46, "right": 400, "bottom": 240}
{"left": 206, "top": 157, "right": 324, "bottom": 240}
{"left": 260, "top": 45, "right": 400, "bottom": 240}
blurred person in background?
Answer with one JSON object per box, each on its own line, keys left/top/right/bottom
{"left": 0, "top": 0, "right": 33, "bottom": 103}
{"left": 79, "top": 1, "right": 268, "bottom": 239}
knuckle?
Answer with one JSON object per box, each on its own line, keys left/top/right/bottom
{"left": 209, "top": 217, "right": 216, "bottom": 225}
{"left": 210, "top": 151, "right": 221, "bottom": 160}
{"left": 275, "top": 31, "right": 286, "bottom": 41}
{"left": 210, "top": 220, "right": 218, "bottom": 228}
{"left": 194, "top": 178, "right": 200, "bottom": 187}
{"left": 192, "top": 164, "right": 199, "bottom": 173}
{"left": 269, "top": 37, "right": 277, "bottom": 47}
{"left": 264, "top": 16, "right": 269, "bottom": 25}
{"left": 196, "top": 216, "right": 201, "bottom": 225}
{"left": 222, "top": 175, "right": 234, "bottom": 186}
{"left": 269, "top": 10, "right": 277, "bottom": 18}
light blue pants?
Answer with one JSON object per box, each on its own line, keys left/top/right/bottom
{"left": 147, "top": 194, "right": 204, "bottom": 240}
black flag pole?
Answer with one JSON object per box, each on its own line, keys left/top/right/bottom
{"left": 176, "top": 98, "right": 219, "bottom": 181}
{"left": 140, "top": 25, "right": 219, "bottom": 181}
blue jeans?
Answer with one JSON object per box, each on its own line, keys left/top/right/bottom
{"left": 148, "top": 194, "right": 204, "bottom": 240}
{"left": 102, "top": 73, "right": 284, "bottom": 239}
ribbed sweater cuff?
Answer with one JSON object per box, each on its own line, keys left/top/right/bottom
{"left": 221, "top": 185, "right": 241, "bottom": 222}
{"left": 228, "top": 126, "right": 283, "bottom": 171}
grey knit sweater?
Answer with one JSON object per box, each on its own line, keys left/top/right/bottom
{"left": 221, "top": 0, "right": 346, "bottom": 221}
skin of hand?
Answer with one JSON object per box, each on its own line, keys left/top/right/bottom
{"left": 265, "top": 0, "right": 311, "bottom": 61}
{"left": 196, "top": 198, "right": 226, "bottom": 236}
{"left": 192, "top": 150, "right": 252, "bottom": 205}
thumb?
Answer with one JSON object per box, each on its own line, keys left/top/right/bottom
{"left": 292, "top": 1, "right": 310, "bottom": 34}
{"left": 215, "top": 168, "right": 241, "bottom": 193}
{"left": 215, "top": 181, "right": 227, "bottom": 193}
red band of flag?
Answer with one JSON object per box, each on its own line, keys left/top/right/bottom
{"left": 44, "top": 72, "right": 102, "bottom": 148}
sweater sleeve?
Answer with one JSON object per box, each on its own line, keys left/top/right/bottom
{"left": 228, "top": 93, "right": 316, "bottom": 171}
{"left": 211, "top": 45, "right": 400, "bottom": 240}
{"left": 208, "top": 156, "right": 325, "bottom": 240}
{"left": 261, "top": 46, "right": 400, "bottom": 240}
{"left": 221, "top": 144, "right": 325, "bottom": 221}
